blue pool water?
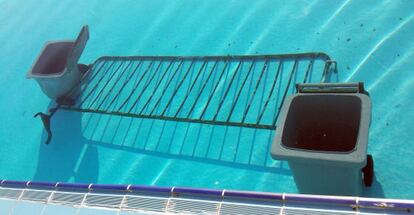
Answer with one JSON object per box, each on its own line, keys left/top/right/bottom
{"left": 0, "top": 0, "right": 413, "bottom": 199}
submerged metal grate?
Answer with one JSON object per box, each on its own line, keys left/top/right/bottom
{"left": 61, "top": 53, "right": 336, "bottom": 130}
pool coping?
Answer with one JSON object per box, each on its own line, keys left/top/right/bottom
{"left": 1, "top": 179, "right": 413, "bottom": 214}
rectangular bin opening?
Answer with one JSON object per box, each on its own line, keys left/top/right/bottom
{"left": 282, "top": 95, "right": 361, "bottom": 152}
{"left": 31, "top": 42, "right": 74, "bottom": 75}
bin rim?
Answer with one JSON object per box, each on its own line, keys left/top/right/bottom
{"left": 271, "top": 92, "right": 371, "bottom": 168}
{"left": 26, "top": 40, "right": 76, "bottom": 79}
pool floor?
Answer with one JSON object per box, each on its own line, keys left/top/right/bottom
{"left": 0, "top": 0, "right": 413, "bottom": 199}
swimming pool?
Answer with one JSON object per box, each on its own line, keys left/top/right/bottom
{"left": 0, "top": 0, "right": 413, "bottom": 200}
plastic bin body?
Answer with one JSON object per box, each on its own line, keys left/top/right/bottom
{"left": 271, "top": 85, "right": 371, "bottom": 196}
{"left": 27, "top": 41, "right": 81, "bottom": 99}
{"left": 289, "top": 161, "right": 363, "bottom": 196}
{"left": 26, "top": 26, "right": 89, "bottom": 99}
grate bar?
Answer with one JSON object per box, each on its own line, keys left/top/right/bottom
{"left": 174, "top": 60, "right": 208, "bottom": 117}
{"left": 60, "top": 106, "right": 277, "bottom": 129}
{"left": 199, "top": 59, "right": 230, "bottom": 119}
{"left": 212, "top": 61, "right": 243, "bottom": 121}
{"left": 147, "top": 60, "right": 184, "bottom": 115}
{"left": 127, "top": 60, "right": 167, "bottom": 113}
{"left": 272, "top": 59, "right": 298, "bottom": 126}
{"left": 303, "top": 59, "right": 314, "bottom": 83}
{"left": 97, "top": 53, "right": 330, "bottom": 61}
{"left": 241, "top": 59, "right": 269, "bottom": 123}
{"left": 105, "top": 60, "right": 144, "bottom": 110}
{"left": 186, "top": 60, "right": 219, "bottom": 118}
{"left": 161, "top": 60, "right": 196, "bottom": 116}
{"left": 256, "top": 60, "right": 282, "bottom": 124}
{"left": 117, "top": 61, "right": 155, "bottom": 111}
{"left": 76, "top": 61, "right": 107, "bottom": 96}
{"left": 137, "top": 60, "right": 176, "bottom": 115}
{"left": 78, "top": 61, "right": 117, "bottom": 107}
{"left": 187, "top": 61, "right": 218, "bottom": 118}
{"left": 226, "top": 60, "right": 256, "bottom": 122}
{"left": 94, "top": 61, "right": 134, "bottom": 110}
{"left": 87, "top": 61, "right": 131, "bottom": 110}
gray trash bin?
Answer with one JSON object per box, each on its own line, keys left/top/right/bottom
{"left": 26, "top": 25, "right": 89, "bottom": 100}
{"left": 271, "top": 82, "right": 373, "bottom": 196}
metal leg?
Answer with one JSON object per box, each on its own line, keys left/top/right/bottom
{"left": 34, "top": 106, "right": 60, "bottom": 144}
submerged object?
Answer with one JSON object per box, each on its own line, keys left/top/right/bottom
{"left": 27, "top": 25, "right": 90, "bottom": 144}
{"left": 271, "top": 82, "right": 373, "bottom": 196}
{"left": 27, "top": 26, "right": 339, "bottom": 160}
{"left": 27, "top": 25, "right": 90, "bottom": 99}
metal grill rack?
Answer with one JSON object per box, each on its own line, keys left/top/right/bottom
{"left": 37, "top": 53, "right": 337, "bottom": 144}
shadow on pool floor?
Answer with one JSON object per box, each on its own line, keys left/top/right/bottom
{"left": 32, "top": 101, "right": 291, "bottom": 182}
{"left": 32, "top": 101, "right": 384, "bottom": 197}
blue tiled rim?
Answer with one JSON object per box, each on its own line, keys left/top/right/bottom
{"left": 1, "top": 180, "right": 413, "bottom": 212}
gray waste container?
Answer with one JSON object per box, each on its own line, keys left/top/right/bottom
{"left": 26, "top": 25, "right": 89, "bottom": 99}
{"left": 271, "top": 82, "right": 373, "bottom": 196}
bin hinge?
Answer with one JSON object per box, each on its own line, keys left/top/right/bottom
{"left": 296, "top": 82, "right": 369, "bottom": 95}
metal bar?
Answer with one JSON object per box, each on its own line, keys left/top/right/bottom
{"left": 256, "top": 60, "right": 282, "bottom": 124}
{"left": 199, "top": 60, "right": 230, "bottom": 119}
{"left": 94, "top": 61, "right": 134, "bottom": 110}
{"left": 61, "top": 107, "right": 276, "bottom": 130}
{"left": 174, "top": 60, "right": 208, "bottom": 117}
{"left": 116, "top": 61, "right": 155, "bottom": 111}
{"left": 66, "top": 60, "right": 105, "bottom": 98}
{"left": 105, "top": 60, "right": 144, "bottom": 110}
{"left": 86, "top": 61, "right": 126, "bottom": 110}
{"left": 126, "top": 60, "right": 167, "bottom": 113}
{"left": 303, "top": 59, "right": 314, "bottom": 83}
{"left": 320, "top": 60, "right": 333, "bottom": 83}
{"left": 226, "top": 60, "right": 256, "bottom": 122}
{"left": 241, "top": 59, "right": 269, "bottom": 123}
{"left": 272, "top": 59, "right": 298, "bottom": 126}
{"left": 146, "top": 60, "right": 184, "bottom": 115}
{"left": 78, "top": 61, "right": 117, "bottom": 107}
{"left": 118, "top": 61, "right": 157, "bottom": 111}
{"left": 160, "top": 60, "right": 196, "bottom": 116}
{"left": 95, "top": 52, "right": 332, "bottom": 62}
{"left": 186, "top": 60, "right": 219, "bottom": 118}
{"left": 136, "top": 60, "right": 175, "bottom": 115}
{"left": 212, "top": 61, "right": 243, "bottom": 121}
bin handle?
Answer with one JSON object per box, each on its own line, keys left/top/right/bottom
{"left": 296, "top": 82, "right": 368, "bottom": 95}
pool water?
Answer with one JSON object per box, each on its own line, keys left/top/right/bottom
{"left": 0, "top": 0, "right": 413, "bottom": 199}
